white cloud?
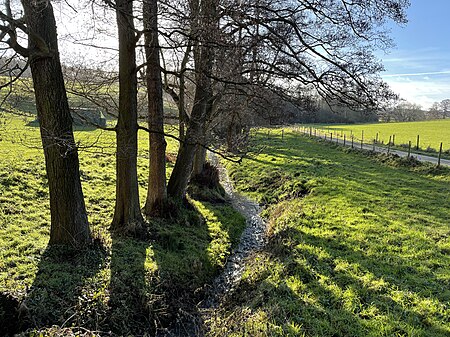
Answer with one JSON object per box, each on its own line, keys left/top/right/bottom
{"left": 383, "top": 75, "right": 450, "bottom": 109}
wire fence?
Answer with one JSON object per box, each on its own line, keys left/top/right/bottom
{"left": 250, "top": 126, "right": 449, "bottom": 167}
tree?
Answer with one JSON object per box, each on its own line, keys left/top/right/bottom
{"left": 166, "top": 0, "right": 218, "bottom": 201}
{"left": 143, "top": 0, "right": 167, "bottom": 215}
{"left": 0, "top": 0, "right": 91, "bottom": 246}
{"left": 111, "top": 0, "right": 144, "bottom": 231}
{"left": 388, "top": 100, "right": 425, "bottom": 122}
{"left": 161, "top": 0, "right": 407, "bottom": 200}
{"left": 440, "top": 99, "right": 450, "bottom": 119}
{"left": 427, "top": 99, "right": 450, "bottom": 120}
{"left": 428, "top": 101, "right": 442, "bottom": 120}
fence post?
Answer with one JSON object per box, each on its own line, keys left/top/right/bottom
{"left": 416, "top": 135, "right": 420, "bottom": 150}
{"left": 438, "top": 142, "right": 443, "bottom": 167}
{"left": 408, "top": 141, "right": 411, "bottom": 158}
{"left": 343, "top": 134, "right": 346, "bottom": 146}
{"left": 281, "top": 129, "right": 284, "bottom": 141}
{"left": 388, "top": 135, "right": 392, "bottom": 154}
{"left": 373, "top": 139, "right": 375, "bottom": 151}
{"left": 392, "top": 134, "right": 395, "bottom": 146}
{"left": 267, "top": 130, "right": 270, "bottom": 139}
{"left": 351, "top": 135, "right": 354, "bottom": 148}
{"left": 376, "top": 132, "right": 379, "bottom": 144}
{"left": 310, "top": 127, "right": 312, "bottom": 137}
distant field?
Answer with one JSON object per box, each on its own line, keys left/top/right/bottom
{"left": 310, "top": 119, "right": 450, "bottom": 152}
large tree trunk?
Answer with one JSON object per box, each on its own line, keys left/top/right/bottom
{"left": 192, "top": 97, "right": 214, "bottom": 176}
{"left": 167, "top": 0, "right": 216, "bottom": 200}
{"left": 21, "top": 0, "right": 90, "bottom": 247}
{"left": 167, "top": 108, "right": 205, "bottom": 200}
{"left": 112, "top": 0, "right": 144, "bottom": 231}
{"left": 192, "top": 145, "right": 207, "bottom": 177}
{"left": 143, "top": 0, "right": 167, "bottom": 216}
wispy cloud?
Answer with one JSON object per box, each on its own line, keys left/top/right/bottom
{"left": 378, "top": 47, "right": 450, "bottom": 108}
{"left": 382, "top": 70, "right": 450, "bottom": 78}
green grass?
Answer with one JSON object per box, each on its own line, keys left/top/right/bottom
{"left": 209, "top": 130, "right": 450, "bottom": 336}
{"left": 306, "top": 119, "right": 450, "bottom": 153}
{"left": 0, "top": 115, "right": 246, "bottom": 335}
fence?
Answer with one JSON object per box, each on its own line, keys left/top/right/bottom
{"left": 250, "top": 126, "right": 447, "bottom": 167}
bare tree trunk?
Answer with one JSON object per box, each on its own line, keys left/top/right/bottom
{"left": 167, "top": 0, "right": 216, "bottom": 200}
{"left": 192, "top": 96, "right": 214, "bottom": 176}
{"left": 21, "top": 0, "right": 91, "bottom": 246}
{"left": 192, "top": 144, "right": 207, "bottom": 176}
{"left": 167, "top": 101, "right": 206, "bottom": 200}
{"left": 112, "top": 0, "right": 144, "bottom": 231}
{"left": 143, "top": 0, "right": 167, "bottom": 216}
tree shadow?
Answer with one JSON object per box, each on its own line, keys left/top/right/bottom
{"left": 267, "top": 226, "right": 448, "bottom": 335}
{"left": 149, "top": 207, "right": 213, "bottom": 336}
{"left": 217, "top": 224, "right": 449, "bottom": 336}
{"left": 106, "top": 233, "right": 155, "bottom": 335}
{"left": 149, "top": 197, "right": 247, "bottom": 336}
{"left": 18, "top": 242, "right": 106, "bottom": 333}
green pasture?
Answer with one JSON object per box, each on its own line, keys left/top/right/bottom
{"left": 310, "top": 119, "right": 450, "bottom": 153}
{"left": 211, "top": 131, "right": 450, "bottom": 336}
{"left": 0, "top": 115, "right": 245, "bottom": 335}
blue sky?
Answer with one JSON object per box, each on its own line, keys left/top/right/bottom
{"left": 379, "top": 0, "right": 450, "bottom": 108}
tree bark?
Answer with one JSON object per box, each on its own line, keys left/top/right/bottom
{"left": 167, "top": 107, "right": 205, "bottom": 200}
{"left": 21, "top": 0, "right": 91, "bottom": 247}
{"left": 143, "top": 0, "right": 167, "bottom": 216}
{"left": 192, "top": 144, "right": 207, "bottom": 176}
{"left": 111, "top": 0, "right": 144, "bottom": 231}
{"left": 166, "top": 0, "right": 216, "bottom": 200}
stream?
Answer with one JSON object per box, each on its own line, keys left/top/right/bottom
{"left": 203, "top": 154, "right": 268, "bottom": 308}
{"left": 157, "top": 154, "right": 268, "bottom": 336}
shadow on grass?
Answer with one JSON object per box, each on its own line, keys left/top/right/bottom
{"left": 219, "top": 225, "right": 449, "bottom": 336}
{"left": 18, "top": 242, "right": 106, "bottom": 333}
{"left": 218, "top": 133, "right": 450, "bottom": 335}
{"left": 6, "top": 194, "right": 245, "bottom": 336}
{"left": 106, "top": 234, "right": 155, "bottom": 335}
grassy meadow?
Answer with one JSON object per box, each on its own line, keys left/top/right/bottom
{"left": 209, "top": 130, "right": 450, "bottom": 336}
{"left": 0, "top": 115, "right": 246, "bottom": 335}
{"left": 309, "top": 119, "right": 450, "bottom": 153}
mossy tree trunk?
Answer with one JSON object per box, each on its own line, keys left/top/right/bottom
{"left": 143, "top": 0, "right": 167, "bottom": 216}
{"left": 111, "top": 0, "right": 144, "bottom": 231}
{"left": 21, "top": 0, "right": 91, "bottom": 246}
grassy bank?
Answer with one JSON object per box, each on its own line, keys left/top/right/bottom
{"left": 0, "top": 116, "right": 246, "bottom": 335}
{"left": 210, "top": 130, "right": 450, "bottom": 336}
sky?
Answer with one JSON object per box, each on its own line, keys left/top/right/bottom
{"left": 379, "top": 0, "right": 450, "bottom": 109}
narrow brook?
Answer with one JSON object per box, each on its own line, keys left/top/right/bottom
{"left": 157, "top": 154, "right": 268, "bottom": 336}
{"left": 202, "top": 154, "right": 268, "bottom": 309}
